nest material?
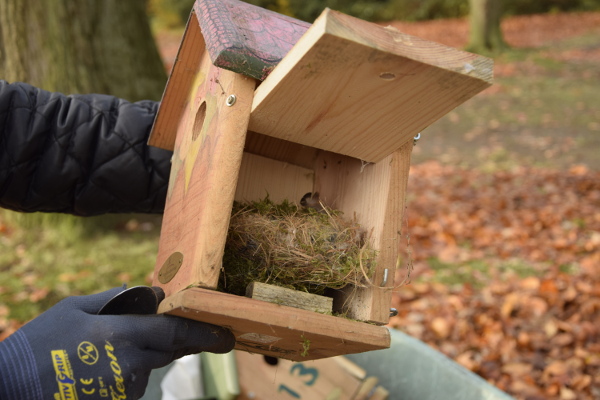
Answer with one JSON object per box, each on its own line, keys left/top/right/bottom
{"left": 220, "top": 198, "right": 378, "bottom": 296}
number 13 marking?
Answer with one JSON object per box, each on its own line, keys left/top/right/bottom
{"left": 290, "top": 363, "right": 318, "bottom": 386}
{"left": 278, "top": 363, "right": 320, "bottom": 398}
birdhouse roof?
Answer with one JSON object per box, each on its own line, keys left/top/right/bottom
{"left": 150, "top": 1, "right": 493, "bottom": 163}
{"left": 193, "top": 0, "right": 310, "bottom": 81}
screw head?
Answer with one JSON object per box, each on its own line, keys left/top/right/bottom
{"left": 226, "top": 94, "right": 237, "bottom": 106}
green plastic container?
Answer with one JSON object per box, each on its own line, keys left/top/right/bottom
{"left": 142, "top": 328, "right": 514, "bottom": 400}
{"left": 346, "top": 329, "right": 515, "bottom": 400}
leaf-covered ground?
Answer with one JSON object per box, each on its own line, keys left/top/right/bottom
{"left": 391, "top": 163, "right": 599, "bottom": 399}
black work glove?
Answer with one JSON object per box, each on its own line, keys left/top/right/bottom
{"left": 0, "top": 287, "right": 235, "bottom": 400}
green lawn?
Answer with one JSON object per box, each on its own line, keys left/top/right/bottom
{"left": 0, "top": 212, "right": 161, "bottom": 322}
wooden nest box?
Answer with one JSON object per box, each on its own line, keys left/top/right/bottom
{"left": 149, "top": 0, "right": 493, "bottom": 361}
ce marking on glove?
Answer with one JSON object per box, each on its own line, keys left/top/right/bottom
{"left": 80, "top": 378, "right": 96, "bottom": 395}
{"left": 77, "top": 341, "right": 99, "bottom": 365}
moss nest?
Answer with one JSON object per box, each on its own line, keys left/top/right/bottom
{"left": 220, "top": 198, "right": 378, "bottom": 296}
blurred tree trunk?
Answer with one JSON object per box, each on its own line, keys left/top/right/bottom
{"left": 0, "top": 0, "right": 168, "bottom": 234}
{"left": 0, "top": 0, "right": 167, "bottom": 101}
{"left": 467, "top": 0, "right": 507, "bottom": 53}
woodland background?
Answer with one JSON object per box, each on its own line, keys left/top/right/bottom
{"left": 1, "top": 1, "right": 599, "bottom": 399}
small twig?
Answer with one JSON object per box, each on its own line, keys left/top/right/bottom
{"left": 360, "top": 160, "right": 372, "bottom": 173}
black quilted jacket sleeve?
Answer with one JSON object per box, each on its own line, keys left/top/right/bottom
{"left": 0, "top": 81, "right": 172, "bottom": 216}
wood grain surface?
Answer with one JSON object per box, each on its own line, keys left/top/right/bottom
{"left": 250, "top": 8, "right": 493, "bottom": 162}
{"left": 159, "top": 287, "right": 391, "bottom": 361}
{"left": 194, "top": 0, "right": 310, "bottom": 80}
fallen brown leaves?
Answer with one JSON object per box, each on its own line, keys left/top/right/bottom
{"left": 0, "top": 303, "right": 21, "bottom": 342}
{"left": 405, "top": 162, "right": 599, "bottom": 270}
{"left": 391, "top": 162, "right": 600, "bottom": 399}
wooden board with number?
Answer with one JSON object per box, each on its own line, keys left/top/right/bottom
{"left": 235, "top": 351, "right": 389, "bottom": 399}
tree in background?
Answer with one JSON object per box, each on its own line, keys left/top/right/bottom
{"left": 467, "top": 0, "right": 508, "bottom": 53}
{"left": 0, "top": 0, "right": 167, "bottom": 101}
{"left": 148, "top": 0, "right": 196, "bottom": 28}
{"left": 0, "top": 0, "right": 168, "bottom": 247}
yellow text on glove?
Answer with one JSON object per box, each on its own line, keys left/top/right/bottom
{"left": 51, "top": 350, "right": 79, "bottom": 400}
{"left": 104, "top": 341, "right": 126, "bottom": 399}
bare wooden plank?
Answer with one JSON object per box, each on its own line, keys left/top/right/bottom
{"left": 158, "top": 287, "right": 390, "bottom": 361}
{"left": 246, "top": 282, "right": 333, "bottom": 314}
{"left": 335, "top": 356, "right": 367, "bottom": 381}
{"left": 354, "top": 377, "right": 380, "bottom": 400}
{"left": 151, "top": 50, "right": 256, "bottom": 297}
{"left": 234, "top": 152, "right": 314, "bottom": 204}
{"left": 193, "top": 0, "right": 310, "bottom": 81}
{"left": 244, "top": 131, "right": 319, "bottom": 171}
{"left": 250, "top": 8, "right": 493, "bottom": 163}
{"left": 149, "top": 11, "right": 205, "bottom": 151}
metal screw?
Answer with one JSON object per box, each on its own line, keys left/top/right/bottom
{"left": 226, "top": 94, "right": 237, "bottom": 106}
{"left": 380, "top": 268, "right": 389, "bottom": 287}
{"left": 390, "top": 308, "right": 398, "bottom": 317}
{"left": 413, "top": 132, "right": 421, "bottom": 146}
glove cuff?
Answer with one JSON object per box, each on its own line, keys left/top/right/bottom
{"left": 0, "top": 330, "right": 44, "bottom": 400}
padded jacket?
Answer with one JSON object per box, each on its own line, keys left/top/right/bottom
{"left": 0, "top": 81, "right": 171, "bottom": 216}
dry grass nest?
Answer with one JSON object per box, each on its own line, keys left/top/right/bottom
{"left": 220, "top": 198, "right": 378, "bottom": 296}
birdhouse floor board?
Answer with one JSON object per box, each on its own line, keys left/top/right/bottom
{"left": 158, "top": 287, "right": 391, "bottom": 361}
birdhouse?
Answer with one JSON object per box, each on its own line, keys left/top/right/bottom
{"left": 149, "top": 0, "right": 493, "bottom": 361}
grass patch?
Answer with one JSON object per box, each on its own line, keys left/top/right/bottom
{"left": 497, "top": 259, "right": 540, "bottom": 277}
{"left": 421, "top": 257, "right": 546, "bottom": 287}
{"left": 0, "top": 210, "right": 161, "bottom": 322}
{"left": 558, "top": 263, "right": 579, "bottom": 275}
{"left": 422, "top": 258, "right": 491, "bottom": 287}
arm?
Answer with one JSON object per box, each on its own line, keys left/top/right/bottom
{"left": 0, "top": 81, "right": 171, "bottom": 216}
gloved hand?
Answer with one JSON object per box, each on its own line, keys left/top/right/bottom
{"left": 0, "top": 287, "right": 235, "bottom": 400}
